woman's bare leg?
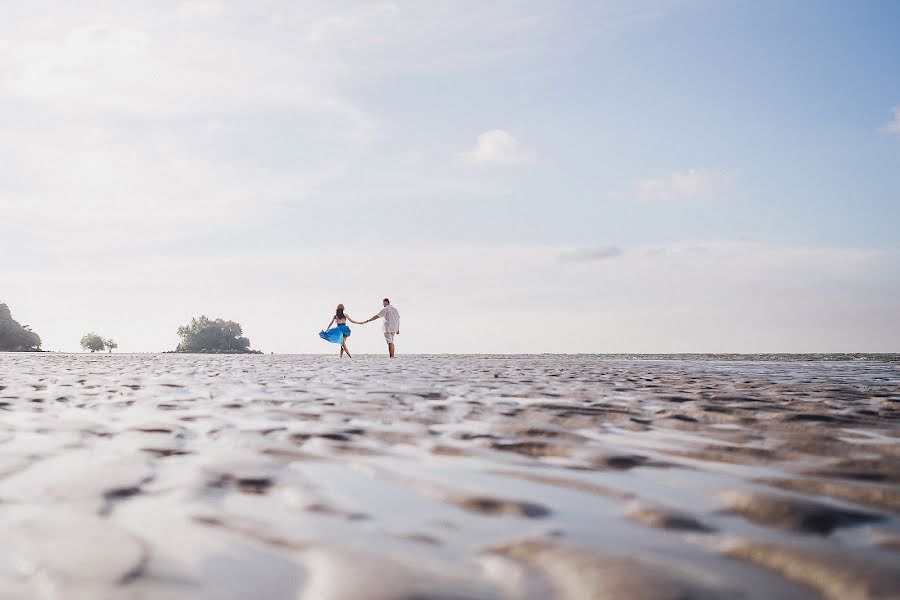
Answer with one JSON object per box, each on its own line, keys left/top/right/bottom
{"left": 342, "top": 338, "right": 352, "bottom": 358}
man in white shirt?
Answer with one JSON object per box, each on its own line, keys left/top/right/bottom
{"left": 361, "top": 298, "right": 400, "bottom": 357}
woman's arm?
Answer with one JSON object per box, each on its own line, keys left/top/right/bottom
{"left": 346, "top": 314, "right": 361, "bottom": 324}
{"left": 324, "top": 317, "right": 335, "bottom": 330}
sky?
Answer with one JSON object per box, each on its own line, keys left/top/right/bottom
{"left": 1, "top": 0, "right": 899, "bottom": 354}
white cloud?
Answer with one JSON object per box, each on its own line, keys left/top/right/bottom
{"left": 0, "top": 1, "right": 574, "bottom": 140}
{"left": 460, "top": 129, "right": 535, "bottom": 166}
{"left": 559, "top": 245, "right": 624, "bottom": 262}
{"left": 0, "top": 1, "right": 574, "bottom": 257}
{"left": 306, "top": 3, "right": 400, "bottom": 46}
{"left": 637, "top": 169, "right": 729, "bottom": 200}
{"left": 881, "top": 106, "right": 900, "bottom": 134}
{"left": 295, "top": 1, "right": 551, "bottom": 72}
{"left": 0, "top": 115, "right": 347, "bottom": 253}
{"left": 175, "top": 0, "right": 226, "bottom": 20}
{"left": 2, "top": 21, "right": 376, "bottom": 137}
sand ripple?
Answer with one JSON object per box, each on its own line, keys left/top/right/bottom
{"left": 0, "top": 353, "right": 898, "bottom": 599}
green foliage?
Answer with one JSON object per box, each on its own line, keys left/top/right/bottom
{"left": 175, "top": 315, "right": 257, "bottom": 353}
{"left": 0, "top": 303, "right": 42, "bottom": 351}
{"left": 80, "top": 332, "right": 106, "bottom": 352}
{"left": 105, "top": 339, "right": 118, "bottom": 353}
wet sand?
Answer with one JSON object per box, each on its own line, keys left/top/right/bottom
{"left": 1, "top": 353, "right": 898, "bottom": 599}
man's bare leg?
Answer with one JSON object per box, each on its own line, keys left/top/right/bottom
{"left": 388, "top": 342, "right": 395, "bottom": 358}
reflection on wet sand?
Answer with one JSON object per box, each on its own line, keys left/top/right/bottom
{"left": 0, "top": 353, "right": 898, "bottom": 599}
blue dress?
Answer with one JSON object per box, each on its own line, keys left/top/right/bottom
{"left": 319, "top": 323, "right": 351, "bottom": 344}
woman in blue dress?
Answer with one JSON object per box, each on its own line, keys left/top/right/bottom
{"left": 319, "top": 304, "right": 359, "bottom": 358}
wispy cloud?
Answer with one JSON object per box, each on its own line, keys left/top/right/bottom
{"left": 305, "top": 3, "right": 401, "bottom": 46}
{"left": 459, "top": 129, "right": 536, "bottom": 166}
{"left": 0, "top": 115, "right": 347, "bottom": 252}
{"left": 0, "top": 1, "right": 568, "bottom": 258}
{"left": 3, "top": 21, "right": 377, "bottom": 137}
{"left": 559, "top": 245, "right": 624, "bottom": 262}
{"left": 881, "top": 106, "right": 900, "bottom": 134}
{"left": 637, "top": 169, "right": 729, "bottom": 200}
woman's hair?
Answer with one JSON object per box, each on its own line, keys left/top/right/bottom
{"left": 335, "top": 304, "right": 345, "bottom": 319}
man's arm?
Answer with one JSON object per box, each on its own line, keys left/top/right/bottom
{"left": 364, "top": 307, "right": 387, "bottom": 324}
{"left": 362, "top": 314, "right": 381, "bottom": 324}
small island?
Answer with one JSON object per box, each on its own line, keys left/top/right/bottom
{"left": 174, "top": 316, "right": 261, "bottom": 354}
{"left": 80, "top": 333, "right": 118, "bottom": 353}
{"left": 0, "top": 303, "right": 42, "bottom": 352}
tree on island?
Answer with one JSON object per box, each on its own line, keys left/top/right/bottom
{"left": 105, "top": 339, "right": 118, "bottom": 353}
{"left": 175, "top": 316, "right": 259, "bottom": 353}
{"left": 80, "top": 332, "right": 106, "bottom": 352}
{"left": 0, "top": 303, "right": 42, "bottom": 351}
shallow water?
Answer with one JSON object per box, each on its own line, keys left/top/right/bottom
{"left": 1, "top": 353, "right": 898, "bottom": 599}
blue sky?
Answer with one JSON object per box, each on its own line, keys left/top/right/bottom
{"left": 1, "top": 0, "right": 898, "bottom": 353}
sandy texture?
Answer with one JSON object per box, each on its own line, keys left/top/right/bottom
{"left": 0, "top": 353, "right": 898, "bottom": 599}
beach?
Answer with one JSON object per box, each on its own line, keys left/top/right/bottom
{"left": 1, "top": 353, "right": 898, "bottom": 599}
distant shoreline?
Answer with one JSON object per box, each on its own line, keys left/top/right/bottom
{"left": 1, "top": 351, "right": 897, "bottom": 362}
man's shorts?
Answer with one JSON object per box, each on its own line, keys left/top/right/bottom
{"left": 384, "top": 331, "right": 396, "bottom": 344}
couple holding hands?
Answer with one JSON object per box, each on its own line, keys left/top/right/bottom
{"left": 319, "top": 298, "right": 400, "bottom": 358}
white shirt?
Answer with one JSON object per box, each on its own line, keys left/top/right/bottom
{"left": 377, "top": 305, "right": 400, "bottom": 333}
